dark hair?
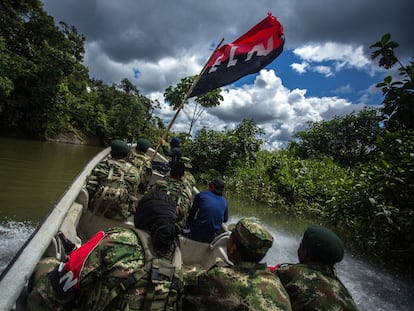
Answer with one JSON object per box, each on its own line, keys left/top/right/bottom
{"left": 134, "top": 188, "right": 176, "bottom": 231}
{"left": 170, "top": 161, "right": 185, "bottom": 178}
{"left": 232, "top": 234, "right": 265, "bottom": 262}
{"left": 151, "top": 220, "right": 178, "bottom": 257}
{"left": 210, "top": 178, "right": 225, "bottom": 191}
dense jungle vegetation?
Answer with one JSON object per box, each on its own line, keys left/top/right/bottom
{"left": 1, "top": 1, "right": 413, "bottom": 273}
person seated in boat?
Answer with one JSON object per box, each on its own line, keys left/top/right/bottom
{"left": 182, "top": 218, "right": 292, "bottom": 311}
{"left": 272, "top": 224, "right": 358, "bottom": 311}
{"left": 85, "top": 139, "right": 141, "bottom": 221}
{"left": 129, "top": 138, "right": 153, "bottom": 193}
{"left": 160, "top": 136, "right": 182, "bottom": 167}
{"left": 185, "top": 178, "right": 228, "bottom": 243}
{"left": 27, "top": 188, "right": 183, "bottom": 311}
{"left": 150, "top": 161, "right": 193, "bottom": 233}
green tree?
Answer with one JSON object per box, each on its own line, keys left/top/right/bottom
{"left": 292, "top": 108, "right": 383, "bottom": 166}
{"left": 164, "top": 76, "right": 223, "bottom": 137}
{"left": 370, "top": 33, "right": 414, "bottom": 130}
{"left": 0, "top": 0, "right": 87, "bottom": 138}
{"left": 187, "top": 119, "right": 263, "bottom": 176}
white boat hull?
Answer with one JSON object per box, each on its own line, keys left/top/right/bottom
{"left": 0, "top": 147, "right": 231, "bottom": 311}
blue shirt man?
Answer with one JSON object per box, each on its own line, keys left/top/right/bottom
{"left": 186, "top": 178, "right": 228, "bottom": 243}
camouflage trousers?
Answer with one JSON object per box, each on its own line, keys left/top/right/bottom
{"left": 27, "top": 258, "right": 76, "bottom": 311}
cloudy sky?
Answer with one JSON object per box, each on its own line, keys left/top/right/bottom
{"left": 41, "top": 0, "right": 413, "bottom": 149}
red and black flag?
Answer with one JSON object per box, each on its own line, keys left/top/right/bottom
{"left": 190, "top": 13, "right": 285, "bottom": 98}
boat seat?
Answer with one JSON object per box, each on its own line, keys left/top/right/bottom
{"left": 180, "top": 231, "right": 233, "bottom": 270}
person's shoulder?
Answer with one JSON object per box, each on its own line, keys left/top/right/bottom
{"left": 105, "top": 227, "right": 140, "bottom": 243}
{"left": 276, "top": 263, "right": 304, "bottom": 273}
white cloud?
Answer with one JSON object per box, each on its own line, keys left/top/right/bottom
{"left": 313, "top": 65, "right": 333, "bottom": 77}
{"left": 294, "top": 43, "right": 371, "bottom": 68}
{"left": 334, "top": 84, "right": 353, "bottom": 94}
{"left": 290, "top": 61, "right": 309, "bottom": 74}
{"left": 153, "top": 70, "right": 364, "bottom": 149}
{"left": 41, "top": 0, "right": 412, "bottom": 149}
{"left": 292, "top": 43, "right": 374, "bottom": 77}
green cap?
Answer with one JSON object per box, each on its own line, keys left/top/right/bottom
{"left": 110, "top": 139, "right": 130, "bottom": 157}
{"left": 233, "top": 218, "right": 273, "bottom": 258}
{"left": 302, "top": 224, "right": 344, "bottom": 265}
{"left": 136, "top": 138, "right": 150, "bottom": 153}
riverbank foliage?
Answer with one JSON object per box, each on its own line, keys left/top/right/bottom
{"left": 184, "top": 34, "right": 414, "bottom": 273}
{"left": 0, "top": 1, "right": 163, "bottom": 144}
{"left": 1, "top": 2, "right": 413, "bottom": 273}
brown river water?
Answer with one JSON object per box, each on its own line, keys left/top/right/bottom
{"left": 0, "top": 137, "right": 413, "bottom": 310}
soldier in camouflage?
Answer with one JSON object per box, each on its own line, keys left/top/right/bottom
{"left": 86, "top": 139, "right": 141, "bottom": 220}
{"left": 182, "top": 218, "right": 292, "bottom": 311}
{"left": 27, "top": 189, "right": 183, "bottom": 311}
{"left": 129, "top": 138, "right": 153, "bottom": 193}
{"left": 180, "top": 156, "right": 196, "bottom": 192}
{"left": 275, "top": 224, "right": 358, "bottom": 311}
{"left": 151, "top": 161, "right": 193, "bottom": 233}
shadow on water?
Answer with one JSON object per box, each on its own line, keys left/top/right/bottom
{"left": 226, "top": 193, "right": 414, "bottom": 311}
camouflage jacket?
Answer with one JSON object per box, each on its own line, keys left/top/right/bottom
{"left": 183, "top": 261, "right": 292, "bottom": 311}
{"left": 129, "top": 151, "right": 153, "bottom": 192}
{"left": 151, "top": 177, "right": 193, "bottom": 232}
{"left": 86, "top": 158, "right": 140, "bottom": 220}
{"left": 276, "top": 263, "right": 358, "bottom": 311}
{"left": 182, "top": 171, "right": 196, "bottom": 191}
{"left": 27, "top": 228, "right": 183, "bottom": 311}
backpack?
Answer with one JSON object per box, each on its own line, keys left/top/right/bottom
{"left": 129, "top": 152, "right": 153, "bottom": 192}
{"left": 152, "top": 178, "right": 193, "bottom": 231}
{"left": 80, "top": 227, "right": 183, "bottom": 311}
{"left": 87, "top": 158, "right": 140, "bottom": 220}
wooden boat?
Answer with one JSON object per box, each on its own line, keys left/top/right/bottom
{"left": 0, "top": 147, "right": 231, "bottom": 311}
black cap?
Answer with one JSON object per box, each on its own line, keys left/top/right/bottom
{"left": 210, "top": 178, "right": 225, "bottom": 191}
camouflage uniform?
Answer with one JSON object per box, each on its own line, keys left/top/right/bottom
{"left": 129, "top": 150, "right": 153, "bottom": 192}
{"left": 152, "top": 177, "right": 193, "bottom": 232}
{"left": 182, "top": 218, "right": 292, "bottom": 311}
{"left": 27, "top": 257, "right": 74, "bottom": 311}
{"left": 86, "top": 158, "right": 141, "bottom": 220}
{"left": 183, "top": 261, "right": 291, "bottom": 311}
{"left": 182, "top": 171, "right": 196, "bottom": 192}
{"left": 275, "top": 224, "right": 358, "bottom": 311}
{"left": 181, "top": 157, "right": 195, "bottom": 191}
{"left": 27, "top": 227, "right": 183, "bottom": 311}
{"left": 276, "top": 263, "right": 358, "bottom": 311}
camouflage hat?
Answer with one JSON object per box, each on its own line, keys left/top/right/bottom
{"left": 136, "top": 138, "right": 150, "bottom": 153}
{"left": 302, "top": 224, "right": 344, "bottom": 265}
{"left": 110, "top": 139, "right": 130, "bottom": 157}
{"left": 233, "top": 218, "right": 273, "bottom": 257}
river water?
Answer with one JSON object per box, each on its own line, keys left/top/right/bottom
{"left": 0, "top": 137, "right": 413, "bottom": 310}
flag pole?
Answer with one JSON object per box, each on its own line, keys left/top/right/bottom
{"left": 151, "top": 38, "right": 224, "bottom": 162}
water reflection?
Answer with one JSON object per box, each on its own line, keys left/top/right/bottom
{"left": 227, "top": 195, "right": 414, "bottom": 311}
